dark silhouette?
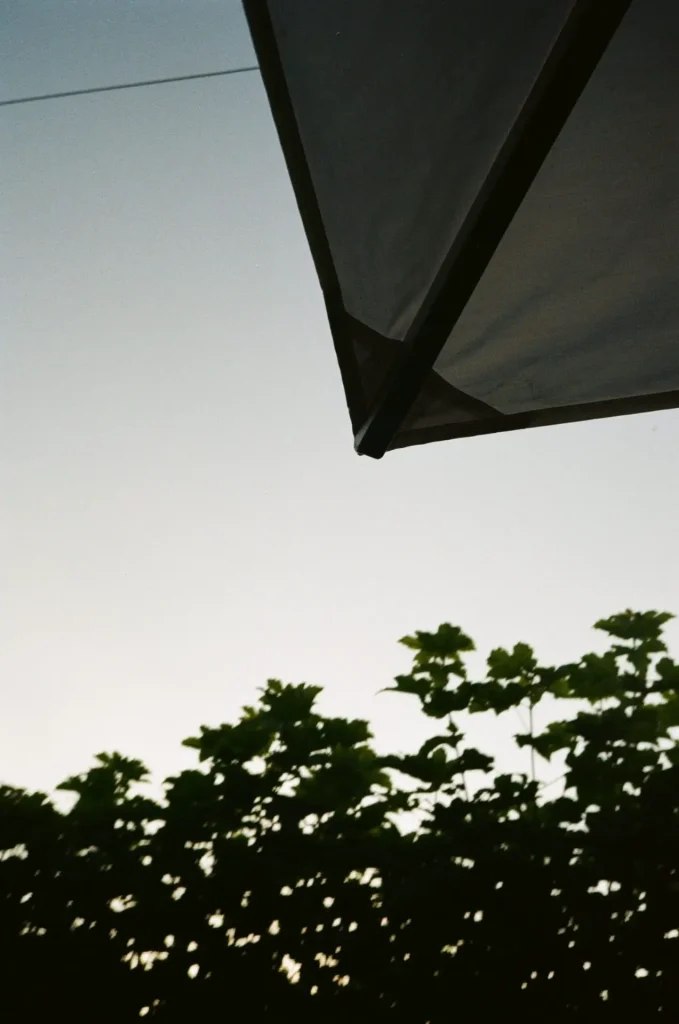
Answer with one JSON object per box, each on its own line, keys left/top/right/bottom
{"left": 2, "top": 610, "right": 678, "bottom": 1020}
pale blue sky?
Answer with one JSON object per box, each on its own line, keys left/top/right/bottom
{"left": 2, "top": 0, "right": 678, "bottom": 799}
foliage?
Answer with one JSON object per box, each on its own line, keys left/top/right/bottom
{"left": 2, "top": 610, "right": 679, "bottom": 1020}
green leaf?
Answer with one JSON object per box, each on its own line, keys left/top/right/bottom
{"left": 399, "top": 623, "right": 474, "bottom": 666}
{"left": 658, "top": 696, "right": 679, "bottom": 730}
{"left": 419, "top": 736, "right": 458, "bottom": 759}
{"left": 259, "top": 681, "right": 323, "bottom": 723}
{"left": 453, "top": 748, "right": 494, "bottom": 774}
{"left": 595, "top": 609, "right": 673, "bottom": 645}
{"left": 550, "top": 678, "right": 571, "bottom": 699}
{"left": 567, "top": 652, "right": 621, "bottom": 703}
{"left": 467, "top": 698, "right": 486, "bottom": 714}
{"left": 383, "top": 674, "right": 430, "bottom": 699}
{"left": 320, "top": 717, "right": 372, "bottom": 748}
{"left": 424, "top": 684, "right": 474, "bottom": 718}
{"left": 516, "top": 721, "right": 573, "bottom": 760}
{"left": 657, "top": 658, "right": 679, "bottom": 687}
{"left": 487, "top": 643, "right": 537, "bottom": 681}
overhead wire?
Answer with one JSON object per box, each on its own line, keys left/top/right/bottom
{"left": 0, "top": 65, "right": 259, "bottom": 109}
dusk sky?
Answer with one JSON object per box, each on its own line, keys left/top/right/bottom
{"left": 2, "top": 0, "right": 678, "bottom": 803}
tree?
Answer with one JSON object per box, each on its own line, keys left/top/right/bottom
{"left": 2, "top": 610, "right": 678, "bottom": 1021}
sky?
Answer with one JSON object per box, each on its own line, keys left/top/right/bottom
{"left": 2, "top": 0, "right": 678, "bottom": 802}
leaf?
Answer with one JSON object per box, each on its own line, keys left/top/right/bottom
{"left": 458, "top": 679, "right": 527, "bottom": 716}
{"left": 399, "top": 624, "right": 475, "bottom": 666}
{"left": 657, "top": 658, "right": 679, "bottom": 687}
{"left": 380, "top": 753, "right": 456, "bottom": 787}
{"left": 594, "top": 609, "right": 673, "bottom": 645}
{"left": 488, "top": 773, "right": 539, "bottom": 811}
{"left": 540, "top": 796, "right": 583, "bottom": 825}
{"left": 419, "top": 736, "right": 458, "bottom": 759}
{"left": 550, "top": 678, "right": 571, "bottom": 699}
{"left": 382, "top": 674, "right": 430, "bottom": 699}
{"left": 658, "top": 696, "right": 679, "bottom": 730}
{"left": 487, "top": 643, "right": 537, "bottom": 681}
{"left": 259, "top": 681, "right": 323, "bottom": 724}
{"left": 567, "top": 652, "right": 621, "bottom": 703}
{"left": 516, "top": 721, "right": 573, "bottom": 760}
{"left": 320, "top": 717, "right": 373, "bottom": 748}
{"left": 424, "top": 685, "right": 474, "bottom": 718}
{"left": 453, "top": 748, "right": 494, "bottom": 774}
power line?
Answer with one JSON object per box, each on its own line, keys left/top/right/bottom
{"left": 0, "top": 65, "right": 259, "bottom": 109}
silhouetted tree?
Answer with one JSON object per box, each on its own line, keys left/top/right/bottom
{"left": 2, "top": 610, "right": 678, "bottom": 1021}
